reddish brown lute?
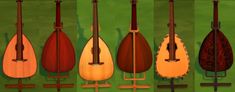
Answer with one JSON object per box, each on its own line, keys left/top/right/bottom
{"left": 42, "top": 0, "right": 75, "bottom": 73}
{"left": 117, "top": 0, "right": 152, "bottom": 73}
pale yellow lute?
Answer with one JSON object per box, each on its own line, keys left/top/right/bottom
{"left": 79, "top": 0, "right": 113, "bottom": 81}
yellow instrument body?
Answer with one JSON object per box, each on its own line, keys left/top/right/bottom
{"left": 156, "top": 34, "right": 189, "bottom": 78}
{"left": 3, "top": 34, "right": 37, "bottom": 78}
{"left": 79, "top": 37, "right": 114, "bottom": 81}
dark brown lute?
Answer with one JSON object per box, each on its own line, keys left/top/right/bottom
{"left": 117, "top": 0, "right": 152, "bottom": 73}
{"left": 199, "top": 0, "right": 233, "bottom": 91}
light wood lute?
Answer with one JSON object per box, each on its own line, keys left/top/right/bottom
{"left": 79, "top": 0, "right": 114, "bottom": 82}
{"left": 156, "top": 0, "right": 189, "bottom": 79}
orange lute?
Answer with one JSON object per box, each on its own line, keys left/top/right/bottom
{"left": 3, "top": 0, "right": 37, "bottom": 79}
{"left": 156, "top": 0, "right": 190, "bottom": 91}
{"left": 3, "top": 0, "right": 37, "bottom": 92}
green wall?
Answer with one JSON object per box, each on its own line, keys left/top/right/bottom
{"left": 0, "top": 0, "right": 235, "bottom": 92}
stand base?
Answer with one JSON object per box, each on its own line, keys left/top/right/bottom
{"left": 5, "top": 79, "right": 35, "bottom": 92}
{"left": 200, "top": 83, "right": 231, "bottom": 87}
{"left": 157, "top": 84, "right": 187, "bottom": 88}
{"left": 119, "top": 84, "right": 150, "bottom": 89}
{"left": 5, "top": 84, "right": 35, "bottom": 89}
{"left": 44, "top": 84, "right": 74, "bottom": 88}
{"left": 81, "top": 82, "right": 111, "bottom": 88}
{"left": 81, "top": 81, "right": 111, "bottom": 92}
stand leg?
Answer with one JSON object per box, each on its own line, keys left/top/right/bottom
{"left": 171, "top": 79, "right": 174, "bottom": 92}
{"left": 95, "top": 81, "right": 98, "bottom": 92}
{"left": 5, "top": 78, "right": 35, "bottom": 92}
{"left": 57, "top": 79, "right": 60, "bottom": 92}
{"left": 81, "top": 80, "right": 111, "bottom": 92}
{"left": 157, "top": 78, "right": 187, "bottom": 91}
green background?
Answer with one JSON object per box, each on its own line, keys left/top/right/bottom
{"left": 1, "top": 0, "right": 235, "bottom": 92}
{"left": 0, "top": 0, "right": 77, "bottom": 92}
{"left": 195, "top": 0, "right": 235, "bottom": 92}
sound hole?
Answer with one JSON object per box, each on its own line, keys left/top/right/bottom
{"left": 165, "top": 43, "right": 180, "bottom": 62}
{"left": 91, "top": 47, "right": 101, "bottom": 54}
{"left": 167, "top": 43, "right": 177, "bottom": 50}
{"left": 15, "top": 44, "right": 24, "bottom": 51}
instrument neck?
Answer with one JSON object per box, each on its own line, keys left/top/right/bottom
{"left": 55, "top": 0, "right": 62, "bottom": 31}
{"left": 92, "top": 0, "right": 100, "bottom": 64}
{"left": 169, "top": 0, "right": 176, "bottom": 60}
{"left": 131, "top": 0, "right": 138, "bottom": 31}
{"left": 16, "top": 0, "right": 23, "bottom": 60}
{"left": 213, "top": 0, "right": 219, "bottom": 29}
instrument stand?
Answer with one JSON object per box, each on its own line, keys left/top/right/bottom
{"left": 81, "top": 81, "right": 111, "bottom": 92}
{"left": 119, "top": 30, "right": 150, "bottom": 92}
{"left": 5, "top": 78, "right": 35, "bottom": 92}
{"left": 43, "top": 72, "right": 74, "bottom": 92}
{"left": 119, "top": 72, "right": 150, "bottom": 92}
{"left": 157, "top": 78, "right": 187, "bottom": 92}
{"left": 200, "top": 71, "right": 231, "bottom": 92}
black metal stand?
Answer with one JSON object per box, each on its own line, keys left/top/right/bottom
{"left": 157, "top": 78, "right": 187, "bottom": 92}
{"left": 200, "top": 71, "right": 231, "bottom": 92}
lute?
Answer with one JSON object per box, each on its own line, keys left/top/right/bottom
{"left": 156, "top": 0, "right": 189, "bottom": 91}
{"left": 199, "top": 0, "right": 233, "bottom": 91}
{"left": 42, "top": 0, "right": 75, "bottom": 91}
{"left": 3, "top": 0, "right": 37, "bottom": 91}
{"left": 117, "top": 0, "right": 152, "bottom": 91}
{"left": 79, "top": 0, "right": 114, "bottom": 91}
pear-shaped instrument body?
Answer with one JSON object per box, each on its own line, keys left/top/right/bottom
{"left": 3, "top": 34, "right": 37, "bottom": 78}
{"left": 79, "top": 37, "right": 114, "bottom": 81}
{"left": 199, "top": 30, "right": 233, "bottom": 72}
{"left": 156, "top": 34, "right": 189, "bottom": 78}
{"left": 117, "top": 32, "right": 152, "bottom": 73}
{"left": 42, "top": 31, "right": 75, "bottom": 73}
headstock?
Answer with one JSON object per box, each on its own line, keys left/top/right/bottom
{"left": 213, "top": 0, "right": 219, "bottom": 2}
{"left": 16, "top": 0, "right": 23, "bottom": 2}
{"left": 93, "top": 0, "right": 98, "bottom": 3}
{"left": 55, "top": 0, "right": 62, "bottom": 3}
{"left": 131, "top": 0, "right": 137, "bottom": 4}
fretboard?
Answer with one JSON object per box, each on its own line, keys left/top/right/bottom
{"left": 92, "top": 0, "right": 100, "bottom": 64}
{"left": 169, "top": 0, "right": 176, "bottom": 60}
{"left": 16, "top": 0, "right": 23, "bottom": 60}
{"left": 131, "top": 0, "right": 138, "bottom": 31}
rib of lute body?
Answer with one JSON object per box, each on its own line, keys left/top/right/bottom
{"left": 199, "top": 1, "right": 233, "bottom": 92}
{"left": 79, "top": 0, "right": 114, "bottom": 81}
{"left": 199, "top": 0, "right": 233, "bottom": 72}
{"left": 42, "top": 0, "right": 75, "bottom": 73}
{"left": 3, "top": 0, "right": 37, "bottom": 78}
{"left": 117, "top": 0, "right": 152, "bottom": 73}
{"left": 156, "top": 0, "right": 189, "bottom": 78}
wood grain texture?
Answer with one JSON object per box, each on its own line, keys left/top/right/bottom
{"left": 199, "top": 30, "right": 233, "bottom": 72}
{"left": 42, "top": 31, "right": 75, "bottom": 73}
{"left": 79, "top": 37, "right": 114, "bottom": 81}
{"left": 117, "top": 32, "right": 152, "bottom": 73}
{"left": 3, "top": 34, "right": 37, "bottom": 78}
{"left": 156, "top": 34, "right": 189, "bottom": 78}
